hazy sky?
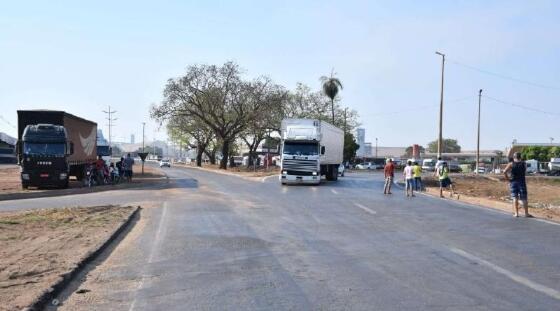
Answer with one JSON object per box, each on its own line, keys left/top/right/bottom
{"left": 1, "top": 1, "right": 559, "bottom": 150}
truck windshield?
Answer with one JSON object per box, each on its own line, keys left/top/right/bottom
{"left": 23, "top": 143, "right": 65, "bottom": 155}
{"left": 283, "top": 142, "right": 318, "bottom": 156}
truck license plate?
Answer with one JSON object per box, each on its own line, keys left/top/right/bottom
{"left": 40, "top": 173, "right": 49, "bottom": 178}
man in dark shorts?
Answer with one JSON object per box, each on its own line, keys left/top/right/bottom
{"left": 504, "top": 152, "right": 532, "bottom": 218}
{"left": 436, "top": 161, "right": 458, "bottom": 199}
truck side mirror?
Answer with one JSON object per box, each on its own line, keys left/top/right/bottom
{"left": 321, "top": 146, "right": 325, "bottom": 155}
{"left": 69, "top": 142, "right": 74, "bottom": 155}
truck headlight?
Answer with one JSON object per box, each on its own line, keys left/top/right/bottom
{"left": 282, "top": 171, "right": 287, "bottom": 175}
{"left": 60, "top": 173, "right": 68, "bottom": 180}
{"left": 312, "top": 171, "right": 317, "bottom": 176}
{"left": 22, "top": 173, "right": 30, "bottom": 180}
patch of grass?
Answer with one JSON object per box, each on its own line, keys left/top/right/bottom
{"left": 0, "top": 220, "right": 21, "bottom": 225}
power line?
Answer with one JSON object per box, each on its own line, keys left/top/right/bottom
{"left": 449, "top": 59, "right": 560, "bottom": 91}
{"left": 483, "top": 95, "right": 560, "bottom": 117}
{"left": 102, "top": 106, "right": 117, "bottom": 147}
{"left": 0, "top": 115, "right": 16, "bottom": 129}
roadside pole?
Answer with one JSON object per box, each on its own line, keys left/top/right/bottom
{"left": 476, "top": 89, "right": 482, "bottom": 174}
{"left": 142, "top": 122, "right": 145, "bottom": 175}
{"left": 435, "top": 51, "right": 445, "bottom": 158}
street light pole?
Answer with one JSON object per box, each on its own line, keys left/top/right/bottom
{"left": 142, "top": 122, "right": 145, "bottom": 152}
{"left": 476, "top": 89, "right": 483, "bottom": 174}
{"left": 435, "top": 51, "right": 445, "bottom": 158}
{"left": 375, "top": 138, "right": 378, "bottom": 158}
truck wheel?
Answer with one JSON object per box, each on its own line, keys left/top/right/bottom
{"left": 22, "top": 184, "right": 28, "bottom": 190}
{"left": 62, "top": 179, "right": 69, "bottom": 189}
{"left": 331, "top": 165, "right": 339, "bottom": 181}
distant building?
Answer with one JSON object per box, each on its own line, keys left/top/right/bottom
{"left": 363, "top": 142, "right": 373, "bottom": 157}
{"left": 131, "top": 134, "right": 135, "bottom": 144}
{"left": 0, "top": 132, "right": 16, "bottom": 163}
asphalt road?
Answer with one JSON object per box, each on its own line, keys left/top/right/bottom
{"left": 3, "top": 164, "right": 560, "bottom": 310}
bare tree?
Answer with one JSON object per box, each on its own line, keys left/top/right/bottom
{"left": 166, "top": 115, "right": 214, "bottom": 167}
{"left": 152, "top": 62, "right": 274, "bottom": 169}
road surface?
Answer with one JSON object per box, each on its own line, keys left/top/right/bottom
{"left": 2, "top": 164, "right": 560, "bottom": 310}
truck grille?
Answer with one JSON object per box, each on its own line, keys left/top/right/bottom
{"left": 282, "top": 158, "right": 317, "bottom": 172}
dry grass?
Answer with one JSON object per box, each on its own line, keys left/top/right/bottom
{"left": 0, "top": 205, "right": 136, "bottom": 310}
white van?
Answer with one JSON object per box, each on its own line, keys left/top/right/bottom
{"left": 422, "top": 159, "right": 436, "bottom": 172}
{"left": 525, "top": 159, "right": 539, "bottom": 174}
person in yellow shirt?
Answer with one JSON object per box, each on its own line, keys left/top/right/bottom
{"left": 412, "top": 162, "right": 423, "bottom": 191}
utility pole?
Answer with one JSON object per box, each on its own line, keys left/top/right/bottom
{"left": 142, "top": 122, "right": 145, "bottom": 152}
{"left": 476, "top": 89, "right": 482, "bottom": 174}
{"left": 435, "top": 51, "right": 445, "bottom": 158}
{"left": 102, "top": 106, "right": 117, "bottom": 147}
{"left": 375, "top": 138, "right": 378, "bottom": 158}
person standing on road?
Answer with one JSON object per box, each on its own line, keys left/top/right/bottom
{"left": 403, "top": 160, "right": 415, "bottom": 197}
{"left": 383, "top": 158, "right": 395, "bottom": 195}
{"left": 413, "top": 161, "right": 423, "bottom": 191}
{"left": 436, "top": 161, "right": 458, "bottom": 199}
{"left": 504, "top": 152, "right": 532, "bottom": 218}
{"left": 125, "top": 153, "right": 135, "bottom": 182}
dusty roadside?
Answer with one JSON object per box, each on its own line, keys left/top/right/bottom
{"left": 0, "top": 165, "right": 167, "bottom": 201}
{"left": 422, "top": 174, "right": 560, "bottom": 223}
{"left": 0, "top": 205, "right": 137, "bottom": 310}
{"left": 177, "top": 163, "right": 279, "bottom": 179}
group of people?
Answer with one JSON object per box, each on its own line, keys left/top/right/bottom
{"left": 382, "top": 152, "right": 532, "bottom": 218}
{"left": 89, "top": 153, "right": 135, "bottom": 186}
{"left": 382, "top": 157, "right": 457, "bottom": 198}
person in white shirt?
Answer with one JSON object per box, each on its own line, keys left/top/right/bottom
{"left": 403, "top": 160, "right": 415, "bottom": 197}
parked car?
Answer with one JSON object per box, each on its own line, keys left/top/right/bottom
{"left": 338, "top": 163, "right": 345, "bottom": 177}
{"left": 159, "top": 159, "right": 171, "bottom": 168}
{"left": 355, "top": 162, "right": 376, "bottom": 170}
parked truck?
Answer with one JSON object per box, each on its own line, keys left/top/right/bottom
{"left": 280, "top": 119, "right": 344, "bottom": 185}
{"left": 17, "top": 110, "right": 97, "bottom": 188}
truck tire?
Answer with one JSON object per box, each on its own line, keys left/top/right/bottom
{"left": 22, "top": 184, "right": 28, "bottom": 190}
{"left": 331, "top": 165, "right": 338, "bottom": 181}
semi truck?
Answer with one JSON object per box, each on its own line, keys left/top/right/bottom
{"left": 280, "top": 118, "right": 344, "bottom": 185}
{"left": 17, "top": 110, "right": 97, "bottom": 188}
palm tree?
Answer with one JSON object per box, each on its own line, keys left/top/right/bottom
{"left": 320, "top": 70, "right": 343, "bottom": 124}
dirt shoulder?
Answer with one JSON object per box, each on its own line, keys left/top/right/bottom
{"left": 0, "top": 165, "right": 167, "bottom": 201}
{"left": 177, "top": 163, "right": 279, "bottom": 179}
{"left": 0, "top": 205, "right": 137, "bottom": 311}
{"left": 422, "top": 174, "right": 560, "bottom": 223}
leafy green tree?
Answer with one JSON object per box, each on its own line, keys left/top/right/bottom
{"left": 549, "top": 146, "right": 560, "bottom": 158}
{"left": 320, "top": 71, "right": 343, "bottom": 124}
{"left": 343, "top": 132, "right": 360, "bottom": 163}
{"left": 427, "top": 138, "right": 461, "bottom": 153}
{"left": 521, "top": 146, "right": 551, "bottom": 162}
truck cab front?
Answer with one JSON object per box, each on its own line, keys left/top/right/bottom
{"left": 19, "top": 124, "right": 73, "bottom": 189}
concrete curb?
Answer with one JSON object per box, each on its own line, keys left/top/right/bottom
{"left": 0, "top": 175, "right": 169, "bottom": 202}
{"left": 27, "top": 206, "right": 141, "bottom": 310}
{"left": 178, "top": 164, "right": 278, "bottom": 182}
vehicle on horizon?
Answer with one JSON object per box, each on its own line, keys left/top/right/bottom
{"left": 17, "top": 110, "right": 97, "bottom": 189}
{"left": 525, "top": 159, "right": 539, "bottom": 174}
{"left": 422, "top": 159, "right": 436, "bottom": 172}
{"left": 548, "top": 158, "right": 560, "bottom": 176}
{"left": 280, "top": 119, "right": 343, "bottom": 185}
{"left": 338, "top": 163, "right": 345, "bottom": 177}
{"left": 355, "top": 162, "right": 377, "bottom": 170}
{"left": 159, "top": 158, "right": 171, "bottom": 168}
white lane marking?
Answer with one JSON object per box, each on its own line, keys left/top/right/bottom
{"left": 331, "top": 189, "right": 339, "bottom": 195}
{"left": 353, "top": 202, "right": 376, "bottom": 215}
{"left": 129, "top": 201, "right": 168, "bottom": 311}
{"left": 450, "top": 247, "right": 560, "bottom": 301}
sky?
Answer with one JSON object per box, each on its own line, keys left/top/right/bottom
{"left": 1, "top": 0, "right": 559, "bottom": 151}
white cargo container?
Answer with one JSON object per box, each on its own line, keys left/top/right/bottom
{"left": 280, "top": 119, "right": 344, "bottom": 185}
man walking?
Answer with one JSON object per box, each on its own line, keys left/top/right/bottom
{"left": 413, "top": 161, "right": 423, "bottom": 191}
{"left": 504, "top": 152, "right": 532, "bottom": 218}
{"left": 383, "top": 158, "right": 395, "bottom": 195}
{"left": 125, "top": 153, "right": 135, "bottom": 182}
{"left": 436, "top": 161, "right": 458, "bottom": 199}
{"left": 403, "top": 160, "right": 415, "bottom": 197}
